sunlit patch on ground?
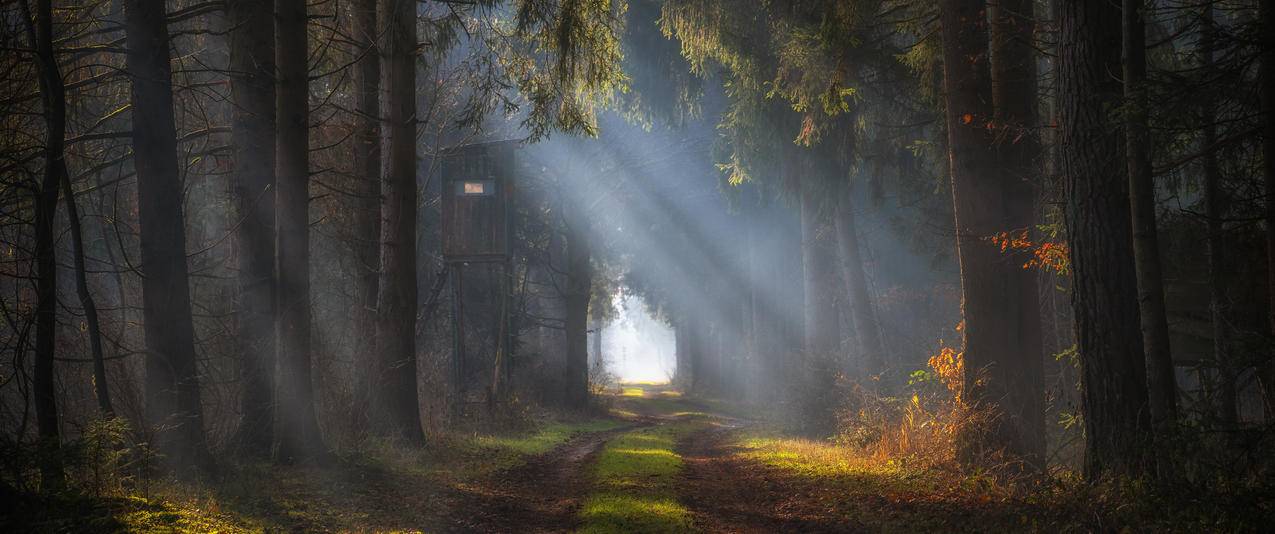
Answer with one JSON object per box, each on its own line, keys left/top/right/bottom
{"left": 580, "top": 494, "right": 691, "bottom": 534}
{"left": 473, "top": 420, "right": 623, "bottom": 456}
{"left": 115, "top": 494, "right": 259, "bottom": 533}
{"left": 4, "top": 417, "right": 625, "bottom": 533}
{"left": 620, "top": 387, "right": 646, "bottom": 397}
{"left": 1, "top": 491, "right": 262, "bottom": 534}
{"left": 737, "top": 434, "right": 894, "bottom": 480}
{"left": 578, "top": 412, "right": 705, "bottom": 533}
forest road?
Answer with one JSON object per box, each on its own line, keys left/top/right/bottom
{"left": 676, "top": 417, "right": 864, "bottom": 533}
{"left": 443, "top": 422, "right": 642, "bottom": 533}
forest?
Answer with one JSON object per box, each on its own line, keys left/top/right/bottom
{"left": 1, "top": 0, "right": 1273, "bottom": 531}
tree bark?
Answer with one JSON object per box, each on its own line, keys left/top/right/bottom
{"left": 835, "top": 182, "right": 884, "bottom": 381}
{"left": 988, "top": 0, "right": 1046, "bottom": 467}
{"left": 1259, "top": 0, "right": 1275, "bottom": 420}
{"left": 1123, "top": 0, "right": 1177, "bottom": 457}
{"left": 351, "top": 0, "right": 382, "bottom": 435}
{"left": 28, "top": 0, "right": 112, "bottom": 417}
{"left": 940, "top": 0, "right": 1044, "bottom": 467}
{"left": 274, "top": 0, "right": 326, "bottom": 462}
{"left": 227, "top": 0, "right": 276, "bottom": 456}
{"left": 674, "top": 316, "right": 688, "bottom": 385}
{"left": 591, "top": 304, "right": 603, "bottom": 369}
{"left": 563, "top": 209, "right": 593, "bottom": 408}
{"left": 1199, "top": 5, "right": 1237, "bottom": 427}
{"left": 62, "top": 165, "right": 111, "bottom": 418}
{"left": 1058, "top": 0, "right": 1153, "bottom": 479}
{"left": 125, "top": 0, "right": 213, "bottom": 475}
{"left": 374, "top": 0, "right": 423, "bottom": 441}
{"left": 21, "top": 0, "right": 66, "bottom": 491}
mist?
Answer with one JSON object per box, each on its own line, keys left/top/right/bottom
{"left": 596, "top": 293, "right": 676, "bottom": 384}
{"left": 2, "top": 0, "right": 1270, "bottom": 531}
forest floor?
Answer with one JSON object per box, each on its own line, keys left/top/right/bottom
{"left": 5, "top": 383, "right": 1270, "bottom": 532}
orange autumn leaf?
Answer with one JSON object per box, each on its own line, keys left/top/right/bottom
{"left": 987, "top": 230, "right": 1070, "bottom": 275}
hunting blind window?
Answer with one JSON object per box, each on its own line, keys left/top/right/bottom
{"left": 459, "top": 180, "right": 495, "bottom": 196}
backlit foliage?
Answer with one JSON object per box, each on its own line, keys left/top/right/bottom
{"left": 659, "top": 0, "right": 932, "bottom": 189}
{"left": 506, "top": 0, "right": 631, "bottom": 140}
{"left": 926, "top": 345, "right": 963, "bottom": 403}
{"left": 987, "top": 229, "right": 1070, "bottom": 275}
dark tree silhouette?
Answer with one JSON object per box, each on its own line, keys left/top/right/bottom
{"left": 228, "top": 0, "right": 277, "bottom": 456}
{"left": 1058, "top": 0, "right": 1153, "bottom": 479}
{"left": 374, "top": 0, "right": 424, "bottom": 441}
{"left": 125, "top": 0, "right": 214, "bottom": 475}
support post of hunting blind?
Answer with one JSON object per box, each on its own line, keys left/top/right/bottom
{"left": 440, "top": 140, "right": 517, "bottom": 421}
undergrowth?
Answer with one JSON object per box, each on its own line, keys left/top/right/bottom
{"left": 739, "top": 346, "right": 1275, "bottom": 532}
{"left": 2, "top": 414, "right": 621, "bottom": 532}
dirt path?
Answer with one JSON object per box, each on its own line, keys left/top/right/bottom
{"left": 677, "top": 421, "right": 863, "bottom": 533}
{"left": 442, "top": 424, "right": 638, "bottom": 533}
{"left": 443, "top": 387, "right": 864, "bottom": 533}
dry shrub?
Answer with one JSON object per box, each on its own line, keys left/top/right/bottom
{"left": 835, "top": 342, "right": 998, "bottom": 471}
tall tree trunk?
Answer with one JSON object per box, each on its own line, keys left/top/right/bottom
{"left": 125, "top": 0, "right": 213, "bottom": 475}
{"left": 27, "top": 0, "right": 111, "bottom": 418}
{"left": 988, "top": 0, "right": 1046, "bottom": 467}
{"left": 563, "top": 211, "right": 593, "bottom": 408}
{"left": 275, "top": 0, "right": 326, "bottom": 462}
{"left": 688, "top": 313, "right": 704, "bottom": 391}
{"left": 1259, "top": 0, "right": 1275, "bottom": 419}
{"left": 1123, "top": 0, "right": 1177, "bottom": 460}
{"left": 940, "top": 0, "right": 1044, "bottom": 467}
{"left": 591, "top": 304, "right": 603, "bottom": 369}
{"left": 227, "top": 0, "right": 276, "bottom": 456}
{"left": 62, "top": 168, "right": 111, "bottom": 417}
{"left": 1058, "top": 0, "right": 1153, "bottom": 479}
{"left": 351, "top": 0, "right": 382, "bottom": 434}
{"left": 674, "top": 316, "right": 688, "bottom": 385}
{"left": 1199, "top": 5, "right": 1237, "bottom": 427}
{"left": 835, "top": 182, "right": 884, "bottom": 381}
{"left": 374, "top": 0, "right": 423, "bottom": 441}
{"left": 21, "top": 0, "right": 65, "bottom": 491}
{"left": 800, "top": 163, "right": 838, "bottom": 358}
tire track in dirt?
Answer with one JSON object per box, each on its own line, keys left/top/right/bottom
{"left": 442, "top": 423, "right": 645, "bottom": 533}
{"left": 676, "top": 421, "right": 864, "bottom": 533}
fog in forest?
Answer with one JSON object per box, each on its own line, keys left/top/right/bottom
{"left": 596, "top": 294, "right": 675, "bottom": 384}
{"left": 3, "top": 0, "right": 1273, "bottom": 531}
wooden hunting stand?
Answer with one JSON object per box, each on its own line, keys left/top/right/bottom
{"left": 439, "top": 139, "right": 517, "bottom": 420}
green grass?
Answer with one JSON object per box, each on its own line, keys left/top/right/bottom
{"left": 115, "top": 494, "right": 260, "bottom": 533}
{"left": 4, "top": 417, "right": 627, "bottom": 533}
{"left": 729, "top": 426, "right": 1275, "bottom": 533}
{"left": 580, "top": 494, "right": 692, "bottom": 534}
{"left": 737, "top": 433, "right": 902, "bottom": 480}
{"left": 0, "top": 490, "right": 262, "bottom": 534}
{"left": 579, "top": 416, "right": 706, "bottom": 533}
{"left": 472, "top": 419, "right": 623, "bottom": 457}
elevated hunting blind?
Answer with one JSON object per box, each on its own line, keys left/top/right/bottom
{"left": 437, "top": 139, "right": 518, "bottom": 420}
{"left": 441, "top": 140, "right": 516, "bottom": 263}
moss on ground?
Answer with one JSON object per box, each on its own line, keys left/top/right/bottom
{"left": 579, "top": 411, "right": 708, "bottom": 533}
{"left": 0, "top": 490, "right": 260, "bottom": 534}
{"left": 730, "top": 426, "right": 1275, "bottom": 533}
{"left": 2, "top": 417, "right": 623, "bottom": 533}
{"left": 472, "top": 419, "right": 624, "bottom": 458}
